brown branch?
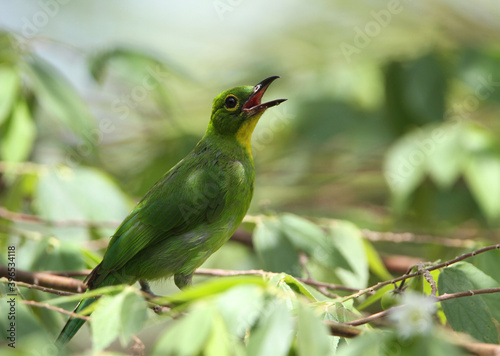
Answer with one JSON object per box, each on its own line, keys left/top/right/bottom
{"left": 0, "top": 266, "right": 87, "bottom": 293}
{"left": 229, "top": 228, "right": 253, "bottom": 248}
{"left": 326, "top": 322, "right": 363, "bottom": 338}
{"left": 382, "top": 255, "right": 425, "bottom": 275}
{"left": 21, "top": 299, "right": 91, "bottom": 321}
{"left": 344, "top": 308, "right": 391, "bottom": 327}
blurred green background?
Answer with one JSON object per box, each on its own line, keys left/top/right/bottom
{"left": 1, "top": 0, "right": 500, "bottom": 354}
{"left": 2, "top": 1, "right": 500, "bottom": 228}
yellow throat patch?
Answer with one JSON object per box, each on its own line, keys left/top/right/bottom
{"left": 235, "top": 112, "right": 264, "bottom": 157}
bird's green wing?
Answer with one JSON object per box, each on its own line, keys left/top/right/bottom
{"left": 89, "top": 155, "right": 227, "bottom": 285}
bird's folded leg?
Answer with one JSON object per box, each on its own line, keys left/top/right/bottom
{"left": 174, "top": 273, "right": 193, "bottom": 289}
{"left": 139, "top": 279, "right": 160, "bottom": 298}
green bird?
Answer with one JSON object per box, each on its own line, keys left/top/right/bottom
{"left": 55, "top": 76, "right": 286, "bottom": 348}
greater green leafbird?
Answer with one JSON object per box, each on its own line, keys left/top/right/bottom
{"left": 55, "top": 76, "right": 286, "bottom": 348}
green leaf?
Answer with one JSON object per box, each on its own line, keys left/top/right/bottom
{"left": 91, "top": 288, "right": 147, "bottom": 350}
{"left": 296, "top": 303, "right": 333, "bottom": 356}
{"left": 253, "top": 219, "right": 302, "bottom": 276}
{"left": 154, "top": 276, "right": 266, "bottom": 306}
{"left": 215, "top": 285, "right": 265, "bottom": 338}
{"left": 0, "top": 99, "right": 36, "bottom": 162}
{"left": 204, "top": 311, "right": 235, "bottom": 356}
{"left": 282, "top": 274, "right": 318, "bottom": 301}
{"left": 269, "top": 274, "right": 300, "bottom": 310}
{"left": 322, "top": 302, "right": 354, "bottom": 352}
{"left": 403, "top": 54, "right": 446, "bottom": 125}
{"left": 474, "top": 248, "right": 500, "bottom": 284}
{"left": 425, "top": 123, "right": 463, "bottom": 189}
{"left": 363, "top": 239, "right": 392, "bottom": 281}
{"left": 247, "top": 301, "right": 294, "bottom": 356}
{"left": 337, "top": 330, "right": 391, "bottom": 356}
{"left": 438, "top": 262, "right": 499, "bottom": 343}
{"left": 337, "top": 330, "right": 465, "bottom": 356}
{"left": 153, "top": 306, "right": 213, "bottom": 356}
{"left": 91, "top": 295, "right": 121, "bottom": 350}
{"left": 23, "top": 57, "right": 96, "bottom": 142}
{"left": 29, "top": 236, "right": 84, "bottom": 272}
{"left": 384, "top": 129, "right": 428, "bottom": 209}
{"left": 327, "top": 222, "right": 369, "bottom": 288}
{"left": 279, "top": 213, "right": 351, "bottom": 271}
{"left": 279, "top": 213, "right": 326, "bottom": 252}
{"left": 384, "top": 54, "right": 446, "bottom": 134}
{"left": 119, "top": 289, "right": 148, "bottom": 344}
{"left": 357, "top": 284, "right": 394, "bottom": 311}
{"left": 464, "top": 151, "right": 500, "bottom": 221}
{"left": 324, "top": 301, "right": 356, "bottom": 323}
{"left": 448, "top": 261, "right": 500, "bottom": 324}
{"left": 88, "top": 48, "right": 174, "bottom": 84}
{"left": 34, "top": 167, "right": 131, "bottom": 239}
{"left": 0, "top": 65, "right": 19, "bottom": 126}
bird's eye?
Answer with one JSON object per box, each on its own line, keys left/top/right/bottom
{"left": 224, "top": 95, "right": 238, "bottom": 110}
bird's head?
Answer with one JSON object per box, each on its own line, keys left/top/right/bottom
{"left": 208, "top": 76, "right": 286, "bottom": 152}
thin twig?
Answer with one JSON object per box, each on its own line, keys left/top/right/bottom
{"left": 342, "top": 244, "right": 500, "bottom": 302}
{"left": 437, "top": 287, "right": 500, "bottom": 302}
{"left": 21, "top": 299, "right": 90, "bottom": 321}
{"left": 299, "top": 252, "right": 312, "bottom": 280}
{"left": 418, "top": 264, "right": 437, "bottom": 297}
{"left": 343, "top": 287, "right": 500, "bottom": 327}
{"left": 130, "top": 334, "right": 145, "bottom": 356}
{"left": 13, "top": 281, "right": 77, "bottom": 296}
{"left": 0, "top": 206, "right": 120, "bottom": 229}
{"left": 295, "top": 278, "right": 360, "bottom": 293}
{"left": 360, "top": 229, "right": 476, "bottom": 248}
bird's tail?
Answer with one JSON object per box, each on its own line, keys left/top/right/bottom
{"left": 55, "top": 297, "right": 97, "bottom": 349}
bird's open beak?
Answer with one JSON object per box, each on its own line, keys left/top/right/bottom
{"left": 242, "top": 76, "right": 287, "bottom": 114}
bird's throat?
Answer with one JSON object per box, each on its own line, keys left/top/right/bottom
{"left": 235, "top": 112, "right": 264, "bottom": 157}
